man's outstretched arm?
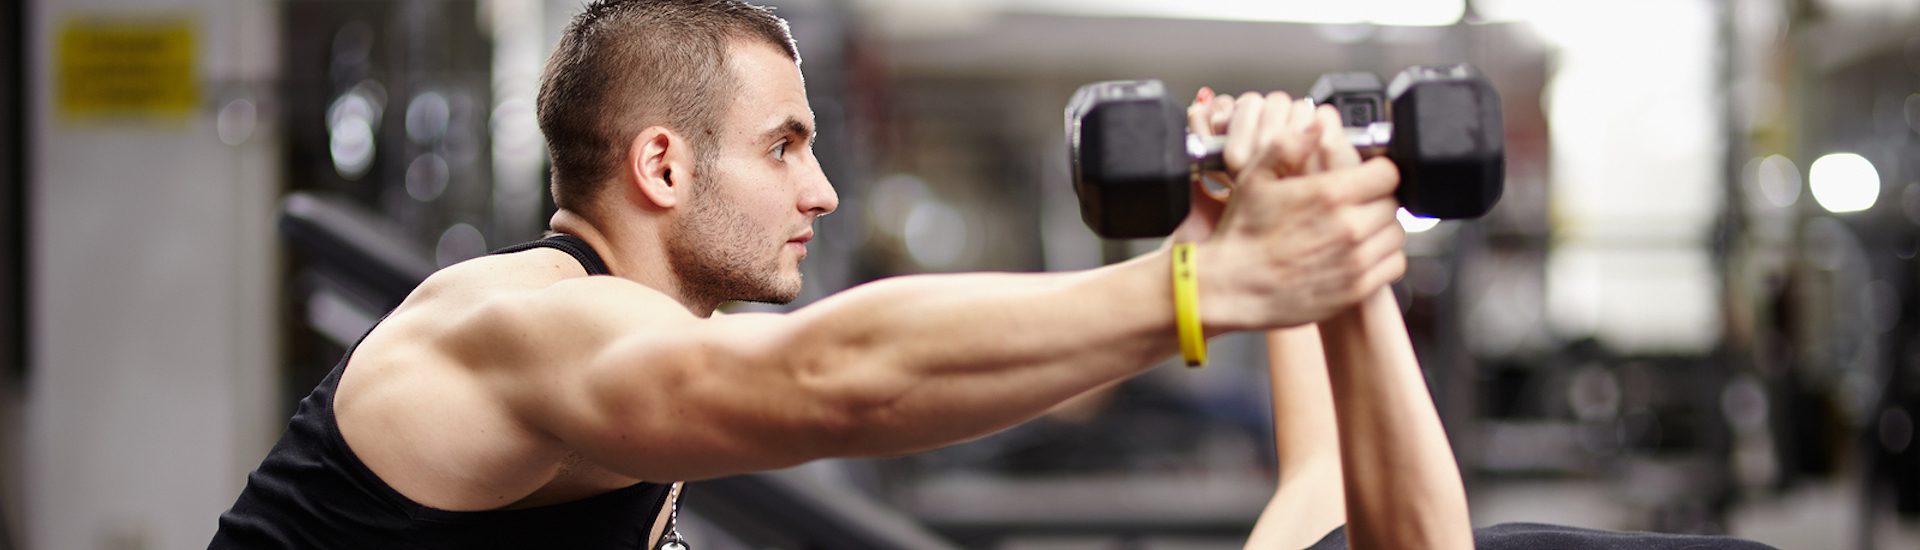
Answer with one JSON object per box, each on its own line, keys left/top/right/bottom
{"left": 457, "top": 101, "right": 1405, "bottom": 483}
{"left": 484, "top": 247, "right": 1196, "bottom": 480}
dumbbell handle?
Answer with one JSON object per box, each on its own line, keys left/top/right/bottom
{"left": 1186, "top": 122, "right": 1394, "bottom": 173}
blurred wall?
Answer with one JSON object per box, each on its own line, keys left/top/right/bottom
{"left": 24, "top": 0, "right": 282, "bottom": 548}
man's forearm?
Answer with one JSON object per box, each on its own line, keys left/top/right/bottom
{"left": 783, "top": 247, "right": 1184, "bottom": 456}
{"left": 1319, "top": 290, "right": 1472, "bottom": 550}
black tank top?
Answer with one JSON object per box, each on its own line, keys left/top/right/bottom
{"left": 211, "top": 235, "right": 671, "bottom": 549}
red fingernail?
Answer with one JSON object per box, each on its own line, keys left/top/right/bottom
{"left": 1196, "top": 87, "right": 1214, "bottom": 103}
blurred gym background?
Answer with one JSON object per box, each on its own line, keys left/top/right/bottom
{"left": 4, "top": 0, "right": 1919, "bottom": 548}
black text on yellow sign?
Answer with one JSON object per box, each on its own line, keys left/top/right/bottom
{"left": 57, "top": 16, "right": 199, "bottom": 121}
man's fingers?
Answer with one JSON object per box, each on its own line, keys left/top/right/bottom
{"left": 1258, "top": 92, "right": 1296, "bottom": 138}
{"left": 1316, "top": 105, "right": 1363, "bottom": 169}
{"left": 1222, "top": 92, "right": 1267, "bottom": 174}
{"left": 1343, "top": 197, "right": 1402, "bottom": 245}
{"left": 1324, "top": 157, "right": 1400, "bottom": 204}
{"left": 1287, "top": 99, "right": 1321, "bottom": 170}
{"left": 1289, "top": 98, "right": 1318, "bottom": 135}
{"left": 1254, "top": 93, "right": 1295, "bottom": 172}
{"left": 1348, "top": 211, "right": 1407, "bottom": 270}
{"left": 1350, "top": 250, "right": 1409, "bottom": 300}
{"left": 1258, "top": 99, "right": 1324, "bottom": 177}
{"left": 1209, "top": 95, "right": 1235, "bottom": 136}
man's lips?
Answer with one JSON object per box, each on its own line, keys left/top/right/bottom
{"left": 787, "top": 231, "right": 813, "bottom": 257}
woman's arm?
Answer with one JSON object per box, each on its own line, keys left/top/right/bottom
{"left": 1245, "top": 291, "right": 1472, "bottom": 550}
{"left": 1245, "top": 325, "right": 1348, "bottom": 550}
{"left": 1192, "top": 91, "right": 1467, "bottom": 549}
{"left": 1318, "top": 289, "right": 1473, "bottom": 549}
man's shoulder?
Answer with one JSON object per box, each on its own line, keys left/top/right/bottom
{"left": 378, "top": 249, "right": 694, "bottom": 367}
{"left": 398, "top": 247, "right": 661, "bottom": 315}
{"left": 413, "top": 247, "right": 595, "bottom": 301}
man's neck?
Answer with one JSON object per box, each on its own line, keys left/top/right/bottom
{"left": 548, "top": 208, "right": 722, "bottom": 317}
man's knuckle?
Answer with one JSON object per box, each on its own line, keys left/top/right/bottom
{"left": 1254, "top": 135, "right": 1276, "bottom": 156}
{"left": 1236, "top": 93, "right": 1263, "bottom": 111}
{"left": 1342, "top": 252, "right": 1368, "bottom": 274}
{"left": 1311, "top": 186, "right": 1341, "bottom": 209}
{"left": 1259, "top": 140, "right": 1290, "bottom": 162}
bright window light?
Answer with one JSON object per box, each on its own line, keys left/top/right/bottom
{"left": 1397, "top": 207, "right": 1440, "bottom": 233}
{"left": 1752, "top": 155, "right": 1801, "bottom": 209}
{"left": 995, "top": 0, "right": 1466, "bottom": 26}
{"left": 1809, "top": 153, "right": 1880, "bottom": 214}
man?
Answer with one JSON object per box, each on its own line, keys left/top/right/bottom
{"left": 212, "top": 1, "right": 1406, "bottom": 548}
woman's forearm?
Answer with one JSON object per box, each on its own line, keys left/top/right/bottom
{"left": 1319, "top": 289, "right": 1472, "bottom": 550}
{"left": 1245, "top": 325, "right": 1349, "bottom": 550}
{"left": 1267, "top": 326, "right": 1343, "bottom": 470}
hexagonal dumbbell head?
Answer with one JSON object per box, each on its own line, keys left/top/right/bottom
{"left": 1066, "top": 79, "right": 1190, "bottom": 239}
{"left": 1386, "top": 64, "right": 1505, "bottom": 219}
{"left": 1308, "top": 72, "right": 1387, "bottom": 127}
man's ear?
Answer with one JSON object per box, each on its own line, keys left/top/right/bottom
{"left": 625, "top": 126, "right": 692, "bottom": 209}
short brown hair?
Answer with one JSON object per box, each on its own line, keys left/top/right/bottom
{"left": 537, "top": 0, "right": 798, "bottom": 213}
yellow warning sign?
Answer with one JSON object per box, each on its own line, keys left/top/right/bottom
{"left": 57, "top": 16, "right": 199, "bottom": 120}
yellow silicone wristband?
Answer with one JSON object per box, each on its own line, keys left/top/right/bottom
{"left": 1172, "top": 243, "right": 1206, "bottom": 367}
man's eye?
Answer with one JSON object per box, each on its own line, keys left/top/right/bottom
{"left": 772, "top": 141, "right": 788, "bottom": 161}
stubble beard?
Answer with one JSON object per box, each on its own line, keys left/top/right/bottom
{"left": 667, "top": 170, "right": 803, "bottom": 307}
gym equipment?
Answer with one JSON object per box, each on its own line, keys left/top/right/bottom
{"left": 1065, "top": 64, "right": 1505, "bottom": 239}
{"left": 1308, "top": 71, "right": 1388, "bottom": 128}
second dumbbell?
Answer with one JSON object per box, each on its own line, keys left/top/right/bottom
{"left": 1065, "top": 64, "right": 1505, "bottom": 239}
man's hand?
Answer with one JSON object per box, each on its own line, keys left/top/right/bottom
{"left": 1182, "top": 90, "right": 1407, "bottom": 332}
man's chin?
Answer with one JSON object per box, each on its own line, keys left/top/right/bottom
{"left": 737, "top": 275, "right": 803, "bottom": 305}
{"left": 734, "top": 293, "right": 798, "bottom": 306}
{"left": 769, "top": 278, "right": 803, "bottom": 304}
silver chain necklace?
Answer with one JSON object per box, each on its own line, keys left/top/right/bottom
{"left": 655, "top": 481, "right": 689, "bottom": 550}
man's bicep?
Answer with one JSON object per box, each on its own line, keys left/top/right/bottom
{"left": 472, "top": 281, "right": 837, "bottom": 480}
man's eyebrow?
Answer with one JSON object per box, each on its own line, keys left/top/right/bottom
{"left": 760, "top": 116, "right": 815, "bottom": 144}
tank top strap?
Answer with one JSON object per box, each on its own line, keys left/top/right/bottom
{"left": 492, "top": 234, "right": 611, "bottom": 276}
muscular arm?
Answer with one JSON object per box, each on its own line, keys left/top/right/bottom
{"left": 451, "top": 91, "right": 1400, "bottom": 485}
{"left": 466, "top": 248, "right": 1188, "bottom": 483}
{"left": 1318, "top": 289, "right": 1473, "bottom": 549}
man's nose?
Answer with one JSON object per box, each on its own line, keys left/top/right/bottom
{"left": 799, "top": 164, "right": 838, "bottom": 216}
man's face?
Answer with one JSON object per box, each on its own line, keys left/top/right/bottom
{"left": 667, "top": 40, "right": 837, "bottom": 306}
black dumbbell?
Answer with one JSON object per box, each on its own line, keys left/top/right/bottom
{"left": 1065, "top": 64, "right": 1505, "bottom": 239}
{"left": 1309, "top": 71, "right": 1388, "bottom": 128}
